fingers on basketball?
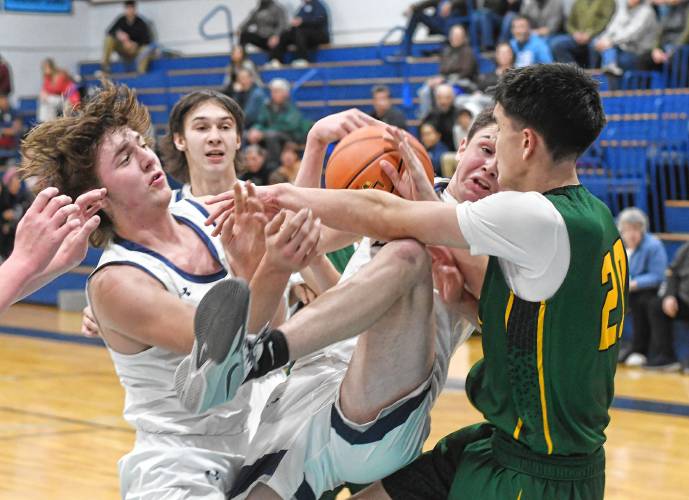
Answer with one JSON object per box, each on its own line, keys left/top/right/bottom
{"left": 325, "top": 125, "right": 434, "bottom": 194}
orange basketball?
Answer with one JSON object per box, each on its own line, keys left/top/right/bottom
{"left": 325, "top": 125, "right": 435, "bottom": 193}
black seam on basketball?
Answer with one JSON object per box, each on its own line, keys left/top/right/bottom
{"left": 327, "top": 134, "right": 394, "bottom": 164}
{"left": 343, "top": 148, "right": 398, "bottom": 189}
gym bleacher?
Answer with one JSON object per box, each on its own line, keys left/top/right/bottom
{"left": 15, "top": 21, "right": 689, "bottom": 357}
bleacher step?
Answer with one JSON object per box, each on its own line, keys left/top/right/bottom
{"left": 665, "top": 200, "right": 689, "bottom": 233}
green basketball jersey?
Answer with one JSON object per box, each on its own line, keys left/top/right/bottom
{"left": 467, "top": 185, "right": 628, "bottom": 456}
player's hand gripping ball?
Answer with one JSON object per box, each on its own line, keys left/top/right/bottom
{"left": 325, "top": 125, "right": 434, "bottom": 192}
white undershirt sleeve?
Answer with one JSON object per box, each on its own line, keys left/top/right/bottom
{"left": 455, "top": 191, "right": 571, "bottom": 302}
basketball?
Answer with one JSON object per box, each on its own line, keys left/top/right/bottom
{"left": 325, "top": 125, "right": 435, "bottom": 192}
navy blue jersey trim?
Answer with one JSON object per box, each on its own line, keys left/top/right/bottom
{"left": 295, "top": 478, "right": 316, "bottom": 500}
{"left": 185, "top": 198, "right": 211, "bottom": 219}
{"left": 330, "top": 384, "right": 431, "bottom": 445}
{"left": 88, "top": 261, "right": 168, "bottom": 291}
{"left": 174, "top": 189, "right": 184, "bottom": 202}
{"left": 113, "top": 216, "right": 227, "bottom": 284}
{"left": 227, "top": 450, "right": 287, "bottom": 498}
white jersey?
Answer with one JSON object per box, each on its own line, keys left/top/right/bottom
{"left": 90, "top": 199, "right": 283, "bottom": 437}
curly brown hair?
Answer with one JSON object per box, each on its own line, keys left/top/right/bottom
{"left": 159, "top": 90, "right": 245, "bottom": 184}
{"left": 19, "top": 82, "right": 151, "bottom": 248}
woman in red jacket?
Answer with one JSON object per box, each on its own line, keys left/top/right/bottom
{"left": 37, "top": 58, "right": 80, "bottom": 123}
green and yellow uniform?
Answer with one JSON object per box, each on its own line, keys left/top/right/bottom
{"left": 383, "top": 186, "right": 628, "bottom": 499}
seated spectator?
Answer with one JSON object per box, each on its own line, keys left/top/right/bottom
{"left": 401, "top": 1, "right": 469, "bottom": 56}
{"left": 238, "top": 0, "right": 288, "bottom": 67}
{"left": 640, "top": 0, "right": 689, "bottom": 71}
{"left": 418, "top": 24, "right": 478, "bottom": 117}
{"left": 420, "top": 122, "right": 449, "bottom": 175}
{"left": 0, "top": 167, "right": 33, "bottom": 260}
{"left": 421, "top": 83, "right": 458, "bottom": 150}
{"left": 452, "top": 103, "right": 481, "bottom": 148}
{"left": 0, "top": 95, "right": 21, "bottom": 165}
{"left": 550, "top": 0, "right": 615, "bottom": 67}
{"left": 37, "top": 58, "right": 81, "bottom": 123}
{"left": 370, "top": 85, "right": 407, "bottom": 130}
{"left": 274, "top": 0, "right": 330, "bottom": 66}
{"left": 240, "top": 144, "right": 273, "bottom": 186}
{"left": 592, "top": 0, "right": 659, "bottom": 77}
{"left": 475, "top": 41, "right": 516, "bottom": 91}
{"left": 247, "top": 78, "right": 312, "bottom": 164}
{"left": 510, "top": 16, "right": 554, "bottom": 67}
{"left": 0, "top": 54, "right": 11, "bottom": 97}
{"left": 270, "top": 142, "right": 302, "bottom": 183}
{"left": 519, "top": 0, "right": 565, "bottom": 40}
{"left": 630, "top": 239, "right": 689, "bottom": 372}
{"left": 472, "top": 0, "right": 515, "bottom": 51}
{"left": 221, "top": 45, "right": 261, "bottom": 96}
{"left": 101, "top": 1, "right": 155, "bottom": 74}
{"left": 616, "top": 208, "right": 669, "bottom": 367}
{"left": 658, "top": 241, "right": 689, "bottom": 373}
{"left": 225, "top": 68, "right": 266, "bottom": 128}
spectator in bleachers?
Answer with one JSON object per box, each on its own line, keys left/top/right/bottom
{"left": 247, "top": 78, "right": 312, "bottom": 165}
{"left": 616, "top": 208, "right": 669, "bottom": 367}
{"left": 401, "top": 1, "right": 469, "bottom": 56}
{"left": 221, "top": 45, "right": 261, "bottom": 96}
{"left": 417, "top": 25, "right": 478, "bottom": 118}
{"left": 591, "top": 0, "right": 659, "bottom": 77}
{"left": 420, "top": 122, "right": 449, "bottom": 175}
{"left": 0, "top": 95, "right": 21, "bottom": 166}
{"left": 421, "top": 83, "right": 458, "bottom": 150}
{"left": 270, "top": 141, "right": 302, "bottom": 183}
{"left": 240, "top": 144, "right": 273, "bottom": 186}
{"left": 0, "top": 167, "right": 33, "bottom": 260}
{"left": 370, "top": 85, "right": 408, "bottom": 130}
{"left": 224, "top": 68, "right": 266, "bottom": 129}
{"left": 656, "top": 241, "right": 689, "bottom": 373}
{"left": 518, "top": 0, "right": 565, "bottom": 41}
{"left": 550, "top": 0, "right": 615, "bottom": 67}
{"left": 471, "top": 0, "right": 510, "bottom": 51}
{"left": 0, "top": 54, "right": 11, "bottom": 97}
{"left": 476, "top": 41, "right": 515, "bottom": 90}
{"left": 37, "top": 58, "right": 81, "bottom": 123}
{"left": 452, "top": 103, "right": 482, "bottom": 148}
{"left": 274, "top": 0, "right": 330, "bottom": 67}
{"left": 640, "top": 0, "right": 689, "bottom": 70}
{"left": 101, "top": 1, "right": 155, "bottom": 74}
{"left": 628, "top": 238, "right": 689, "bottom": 372}
{"left": 238, "top": 0, "right": 288, "bottom": 67}
{"left": 510, "top": 16, "right": 554, "bottom": 67}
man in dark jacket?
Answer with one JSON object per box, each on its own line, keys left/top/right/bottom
{"left": 239, "top": 0, "right": 288, "bottom": 64}
{"left": 421, "top": 83, "right": 458, "bottom": 150}
{"left": 370, "top": 85, "right": 407, "bottom": 130}
{"left": 402, "top": 0, "right": 469, "bottom": 56}
{"left": 101, "top": 1, "right": 155, "bottom": 74}
{"left": 274, "top": 0, "right": 330, "bottom": 65}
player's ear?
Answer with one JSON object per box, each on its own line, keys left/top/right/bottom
{"left": 173, "top": 133, "right": 186, "bottom": 152}
{"left": 522, "top": 128, "right": 537, "bottom": 161}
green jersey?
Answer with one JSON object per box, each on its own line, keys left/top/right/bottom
{"left": 468, "top": 185, "right": 628, "bottom": 456}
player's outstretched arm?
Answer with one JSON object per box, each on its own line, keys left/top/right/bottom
{"left": 271, "top": 184, "right": 469, "bottom": 248}
{"left": 297, "top": 108, "right": 382, "bottom": 188}
{"left": 0, "top": 187, "right": 104, "bottom": 314}
{"left": 298, "top": 109, "right": 379, "bottom": 252}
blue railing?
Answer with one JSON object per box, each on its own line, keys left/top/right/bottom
{"left": 291, "top": 68, "right": 331, "bottom": 115}
{"left": 198, "top": 5, "right": 234, "bottom": 53}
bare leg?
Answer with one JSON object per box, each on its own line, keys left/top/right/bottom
{"left": 246, "top": 483, "right": 281, "bottom": 500}
{"left": 350, "top": 481, "right": 392, "bottom": 499}
{"left": 283, "top": 239, "right": 432, "bottom": 364}
{"left": 339, "top": 242, "right": 434, "bottom": 423}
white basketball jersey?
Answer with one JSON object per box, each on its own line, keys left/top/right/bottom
{"left": 90, "top": 199, "right": 283, "bottom": 437}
